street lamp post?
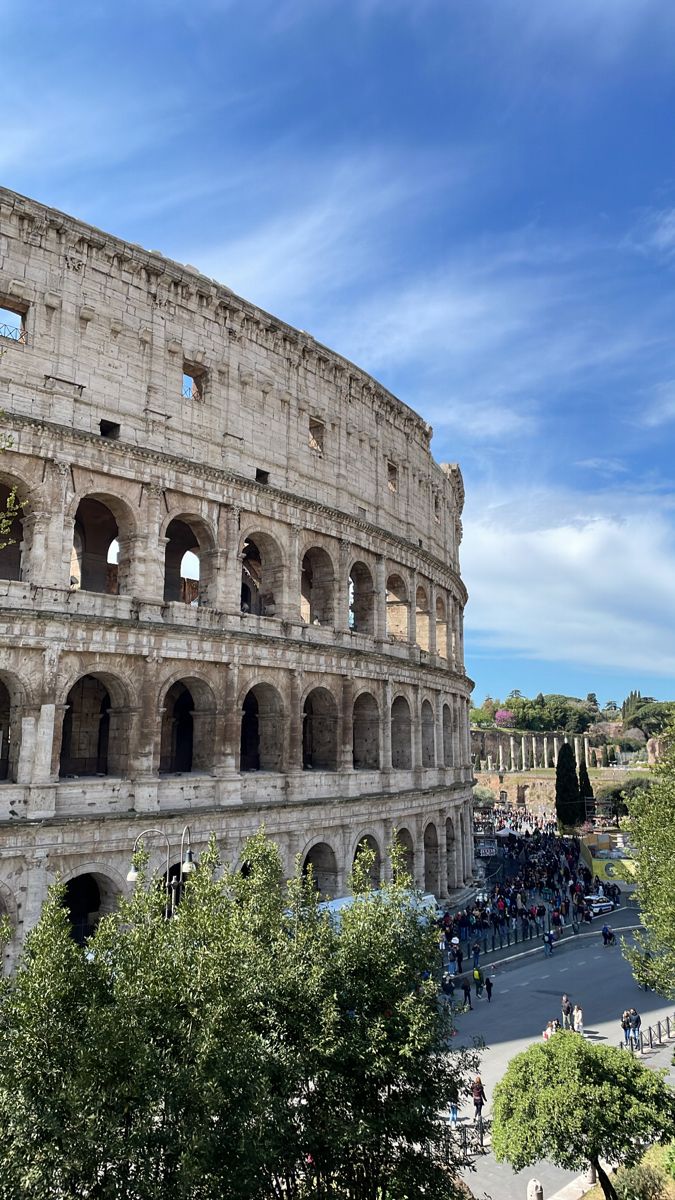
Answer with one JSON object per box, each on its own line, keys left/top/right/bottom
{"left": 127, "top": 824, "right": 196, "bottom": 917}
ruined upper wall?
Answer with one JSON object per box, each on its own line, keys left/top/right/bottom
{"left": 0, "top": 188, "right": 463, "bottom": 566}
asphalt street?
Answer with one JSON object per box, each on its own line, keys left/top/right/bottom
{"left": 450, "top": 920, "right": 675, "bottom": 1200}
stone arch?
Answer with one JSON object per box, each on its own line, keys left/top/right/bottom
{"left": 70, "top": 493, "right": 136, "bottom": 595}
{"left": 415, "top": 584, "right": 430, "bottom": 652}
{"left": 303, "top": 840, "right": 339, "bottom": 899}
{"left": 60, "top": 865, "right": 124, "bottom": 946}
{"left": 303, "top": 686, "right": 338, "bottom": 771}
{"left": 352, "top": 833, "right": 381, "bottom": 889}
{"left": 0, "top": 481, "right": 25, "bottom": 581}
{"left": 394, "top": 826, "right": 415, "bottom": 881}
{"left": 421, "top": 698, "right": 435, "bottom": 767}
{"left": 163, "top": 514, "right": 216, "bottom": 607}
{"left": 239, "top": 682, "right": 284, "bottom": 771}
{"left": 445, "top": 816, "right": 458, "bottom": 890}
{"left": 240, "top": 530, "right": 284, "bottom": 617}
{"left": 159, "top": 676, "right": 216, "bottom": 773}
{"left": 348, "top": 560, "right": 374, "bottom": 634}
{"left": 442, "top": 703, "right": 453, "bottom": 767}
{"left": 390, "top": 695, "right": 412, "bottom": 770}
{"left": 435, "top": 594, "right": 448, "bottom": 658}
{"left": 352, "top": 691, "right": 380, "bottom": 770}
{"left": 59, "top": 672, "right": 131, "bottom": 777}
{"left": 300, "top": 546, "right": 335, "bottom": 626}
{"left": 0, "top": 669, "right": 29, "bottom": 783}
{"left": 386, "top": 572, "right": 409, "bottom": 640}
{"left": 423, "top": 821, "right": 439, "bottom": 895}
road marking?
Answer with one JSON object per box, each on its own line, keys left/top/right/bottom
{"left": 541, "top": 974, "right": 550, "bottom": 979}
{"left": 577, "top": 960, "right": 587, "bottom": 965}
{"left": 499, "top": 989, "right": 510, "bottom": 993}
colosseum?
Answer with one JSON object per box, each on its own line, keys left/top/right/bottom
{"left": 0, "top": 186, "right": 474, "bottom": 960}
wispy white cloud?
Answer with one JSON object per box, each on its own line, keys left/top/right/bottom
{"left": 575, "top": 457, "right": 629, "bottom": 477}
{"left": 638, "top": 380, "right": 675, "bottom": 428}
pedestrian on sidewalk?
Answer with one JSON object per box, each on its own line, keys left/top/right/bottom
{"left": 473, "top": 966, "right": 484, "bottom": 998}
{"left": 456, "top": 946, "right": 464, "bottom": 974}
{"left": 561, "top": 994, "right": 573, "bottom": 1030}
{"left": 573, "top": 1004, "right": 584, "bottom": 1035}
{"left": 629, "top": 1007, "right": 642, "bottom": 1050}
{"left": 621, "top": 1009, "right": 631, "bottom": 1047}
{"left": 485, "top": 975, "right": 493, "bottom": 1003}
{"left": 472, "top": 940, "right": 481, "bottom": 969}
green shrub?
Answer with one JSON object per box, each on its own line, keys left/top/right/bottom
{"left": 614, "top": 1162, "right": 667, "bottom": 1200}
{"left": 664, "top": 1143, "right": 675, "bottom": 1181}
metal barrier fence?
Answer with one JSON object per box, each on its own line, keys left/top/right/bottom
{"left": 620, "top": 1012, "right": 675, "bottom": 1056}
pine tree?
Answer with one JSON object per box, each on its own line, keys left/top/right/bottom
{"left": 555, "top": 742, "right": 581, "bottom": 829}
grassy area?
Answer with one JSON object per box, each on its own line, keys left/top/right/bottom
{"left": 582, "top": 1144, "right": 675, "bottom": 1199}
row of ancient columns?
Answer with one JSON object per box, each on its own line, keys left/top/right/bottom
{"left": 485, "top": 734, "right": 591, "bottom": 773}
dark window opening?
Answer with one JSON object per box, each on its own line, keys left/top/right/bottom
{"left": 160, "top": 683, "right": 194, "bottom": 773}
{"left": 387, "top": 462, "right": 398, "bottom": 493}
{"left": 255, "top": 468, "right": 270, "bottom": 484}
{"left": 99, "top": 419, "right": 120, "bottom": 439}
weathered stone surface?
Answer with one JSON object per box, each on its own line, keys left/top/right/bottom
{"left": 0, "top": 188, "right": 474, "bottom": 963}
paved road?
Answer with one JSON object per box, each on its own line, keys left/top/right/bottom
{"left": 450, "top": 921, "right": 675, "bottom": 1200}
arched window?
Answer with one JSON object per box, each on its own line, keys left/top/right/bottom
{"left": 353, "top": 834, "right": 381, "bottom": 889}
{"left": 60, "top": 676, "right": 115, "bottom": 777}
{"left": 160, "top": 682, "right": 194, "bottom": 773}
{"left": 348, "top": 561, "right": 374, "bottom": 634}
{"left": 352, "top": 692, "right": 380, "bottom": 769}
{"left": 63, "top": 872, "right": 121, "bottom": 946}
{"left": 415, "top": 584, "right": 430, "bottom": 652}
{"left": 435, "top": 594, "right": 448, "bottom": 658}
{"left": 386, "top": 573, "right": 409, "bottom": 640}
{"left": 442, "top": 704, "right": 453, "bottom": 766}
{"left": 71, "top": 497, "right": 130, "bottom": 594}
{"left": 241, "top": 533, "right": 283, "bottom": 617}
{"left": 0, "top": 483, "right": 23, "bottom": 581}
{"left": 394, "top": 827, "right": 414, "bottom": 881}
{"left": 303, "top": 842, "right": 338, "bottom": 899}
{"left": 424, "top": 822, "right": 439, "bottom": 895}
{"left": 303, "top": 688, "right": 338, "bottom": 771}
{"left": 301, "top": 547, "right": 334, "bottom": 625}
{"left": 240, "top": 684, "right": 284, "bottom": 771}
{"left": 421, "top": 699, "right": 435, "bottom": 767}
{"left": 164, "top": 519, "right": 212, "bottom": 606}
{"left": 0, "top": 680, "right": 12, "bottom": 781}
{"left": 391, "top": 696, "right": 412, "bottom": 769}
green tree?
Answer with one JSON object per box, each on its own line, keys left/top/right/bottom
{"left": 0, "top": 832, "right": 476, "bottom": 1200}
{"left": 492, "top": 1033, "right": 675, "bottom": 1200}
{"left": 555, "top": 742, "right": 582, "bottom": 828}
{"left": 626, "top": 722, "right": 675, "bottom": 997}
{"left": 630, "top": 701, "right": 675, "bottom": 738}
{"left": 586, "top": 692, "right": 599, "bottom": 711}
{"left": 578, "top": 757, "right": 594, "bottom": 816}
{"left": 601, "top": 743, "right": 610, "bottom": 767}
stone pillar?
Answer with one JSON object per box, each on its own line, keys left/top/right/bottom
{"left": 381, "top": 679, "right": 392, "bottom": 770}
{"left": 531, "top": 734, "right": 538, "bottom": 769}
{"left": 428, "top": 584, "right": 437, "bottom": 655}
{"left": 437, "top": 811, "right": 448, "bottom": 899}
{"left": 336, "top": 540, "right": 351, "bottom": 633}
{"left": 435, "top": 697, "right": 444, "bottom": 772}
{"left": 133, "top": 484, "right": 165, "bottom": 601}
{"left": 16, "top": 706, "right": 39, "bottom": 784}
{"left": 217, "top": 505, "right": 242, "bottom": 613}
{"left": 412, "top": 686, "right": 423, "bottom": 770}
{"left": 553, "top": 736, "right": 560, "bottom": 767}
{"left": 287, "top": 670, "right": 303, "bottom": 772}
{"left": 21, "top": 851, "right": 50, "bottom": 935}
{"left": 452, "top": 695, "right": 462, "bottom": 767}
{"left": 509, "top": 734, "right": 516, "bottom": 771}
{"left": 573, "top": 736, "right": 581, "bottom": 766}
{"left": 129, "top": 671, "right": 161, "bottom": 779}
{"left": 409, "top": 569, "right": 417, "bottom": 646}
{"left": 220, "top": 664, "right": 240, "bottom": 775}
{"left": 374, "top": 554, "right": 387, "bottom": 642}
{"left": 583, "top": 735, "right": 590, "bottom": 767}
{"left": 286, "top": 524, "right": 302, "bottom": 622}
{"left": 340, "top": 675, "right": 354, "bottom": 770}
{"left": 521, "top": 735, "right": 528, "bottom": 770}
{"left": 48, "top": 460, "right": 76, "bottom": 589}
{"left": 543, "top": 735, "right": 549, "bottom": 769}
{"left": 498, "top": 740, "right": 505, "bottom": 771}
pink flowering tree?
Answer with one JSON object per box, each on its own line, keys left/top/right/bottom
{"left": 495, "top": 709, "right": 516, "bottom": 728}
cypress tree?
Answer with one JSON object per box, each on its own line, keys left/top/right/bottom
{"left": 601, "top": 744, "right": 609, "bottom": 767}
{"left": 555, "top": 742, "right": 581, "bottom": 829}
{"left": 578, "top": 758, "right": 594, "bottom": 824}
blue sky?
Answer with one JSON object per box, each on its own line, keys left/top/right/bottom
{"left": 3, "top": 0, "right": 675, "bottom": 706}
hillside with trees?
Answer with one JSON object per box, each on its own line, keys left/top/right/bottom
{"left": 471, "top": 689, "right": 674, "bottom": 743}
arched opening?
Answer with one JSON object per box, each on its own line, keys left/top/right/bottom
{"left": 394, "top": 826, "right": 414, "bottom": 882}
{"left": 303, "top": 687, "right": 338, "bottom": 771}
{"left": 391, "top": 696, "right": 412, "bottom": 770}
{"left": 240, "top": 683, "right": 284, "bottom": 772}
{"left": 386, "top": 573, "right": 409, "bottom": 641}
{"left": 442, "top": 704, "right": 453, "bottom": 767}
{"left": 424, "top": 822, "right": 439, "bottom": 895}
{"left": 301, "top": 547, "right": 334, "bottom": 626}
{"left": 60, "top": 675, "right": 120, "bottom": 777}
{"left": 0, "top": 483, "right": 24, "bottom": 581}
{"left": 435, "top": 595, "right": 448, "bottom": 658}
{"left": 160, "top": 682, "right": 194, "bottom": 773}
{"left": 303, "top": 842, "right": 339, "bottom": 899}
{"left": 415, "top": 584, "right": 430, "bottom": 652}
{"left": 241, "top": 532, "right": 283, "bottom": 617}
{"left": 71, "top": 497, "right": 128, "bottom": 594}
{"left": 353, "top": 834, "right": 381, "bottom": 889}
{"left": 352, "top": 692, "right": 380, "bottom": 769}
{"left": 62, "top": 872, "right": 120, "bottom": 946}
{"left": 445, "top": 817, "right": 457, "bottom": 890}
{"left": 0, "top": 679, "right": 16, "bottom": 782}
{"left": 421, "top": 699, "right": 435, "bottom": 767}
{"left": 164, "top": 518, "right": 212, "bottom": 606}
{"left": 348, "top": 561, "right": 374, "bottom": 634}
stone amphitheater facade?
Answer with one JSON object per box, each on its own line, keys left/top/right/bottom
{"left": 0, "top": 187, "right": 474, "bottom": 961}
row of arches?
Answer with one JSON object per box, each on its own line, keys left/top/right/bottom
{"left": 0, "top": 482, "right": 461, "bottom": 656}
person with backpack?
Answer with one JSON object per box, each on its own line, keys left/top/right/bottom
{"left": 471, "top": 1076, "right": 487, "bottom": 1123}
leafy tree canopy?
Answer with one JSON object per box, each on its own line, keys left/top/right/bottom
{"left": 0, "top": 831, "right": 478, "bottom": 1200}
{"left": 492, "top": 1033, "right": 675, "bottom": 1200}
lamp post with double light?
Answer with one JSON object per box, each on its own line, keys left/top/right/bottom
{"left": 126, "top": 824, "right": 197, "bottom": 917}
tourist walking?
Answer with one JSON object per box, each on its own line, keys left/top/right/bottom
{"left": 573, "top": 1004, "right": 584, "bottom": 1035}
{"left": 472, "top": 940, "right": 481, "bottom": 969}
{"left": 621, "top": 1009, "right": 631, "bottom": 1047}
{"left": 561, "top": 994, "right": 573, "bottom": 1030}
{"left": 471, "top": 1075, "right": 487, "bottom": 1123}
{"left": 629, "top": 1007, "right": 642, "bottom": 1050}
{"left": 461, "top": 979, "right": 472, "bottom": 1010}
{"left": 485, "top": 976, "right": 493, "bottom": 1003}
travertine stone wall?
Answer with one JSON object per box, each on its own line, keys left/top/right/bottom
{"left": 0, "top": 188, "right": 474, "bottom": 963}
